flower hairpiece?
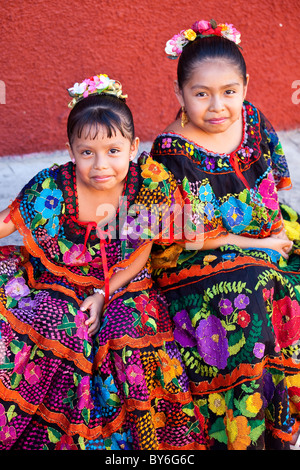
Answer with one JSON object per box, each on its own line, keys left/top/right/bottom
{"left": 165, "top": 19, "right": 241, "bottom": 59}
{"left": 67, "top": 73, "right": 128, "bottom": 108}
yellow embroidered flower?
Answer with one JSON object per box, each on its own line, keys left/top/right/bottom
{"left": 158, "top": 350, "right": 183, "bottom": 384}
{"left": 203, "top": 254, "right": 217, "bottom": 265}
{"left": 151, "top": 408, "right": 167, "bottom": 429}
{"left": 208, "top": 393, "right": 226, "bottom": 415}
{"left": 245, "top": 393, "right": 263, "bottom": 415}
{"left": 141, "top": 159, "right": 169, "bottom": 183}
{"left": 183, "top": 29, "right": 197, "bottom": 41}
{"left": 226, "top": 410, "right": 251, "bottom": 450}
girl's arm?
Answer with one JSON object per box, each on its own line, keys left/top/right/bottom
{"left": 182, "top": 232, "right": 293, "bottom": 259}
{"left": 80, "top": 242, "right": 153, "bottom": 335}
{"left": 0, "top": 208, "right": 17, "bottom": 239}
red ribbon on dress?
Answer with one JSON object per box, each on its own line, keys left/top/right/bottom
{"left": 3, "top": 213, "right": 11, "bottom": 223}
{"left": 229, "top": 154, "right": 250, "bottom": 190}
{"left": 70, "top": 216, "right": 111, "bottom": 304}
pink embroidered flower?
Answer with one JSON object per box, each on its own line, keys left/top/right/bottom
{"left": 63, "top": 244, "right": 92, "bottom": 266}
{"left": 126, "top": 364, "right": 144, "bottom": 386}
{"left": 55, "top": 435, "right": 78, "bottom": 450}
{"left": 0, "top": 403, "right": 6, "bottom": 427}
{"left": 24, "top": 362, "right": 42, "bottom": 385}
{"left": 162, "top": 137, "right": 172, "bottom": 149}
{"left": 13, "top": 344, "right": 31, "bottom": 375}
{"left": 114, "top": 353, "right": 126, "bottom": 382}
{"left": 0, "top": 425, "right": 16, "bottom": 446}
{"left": 273, "top": 297, "right": 300, "bottom": 349}
{"left": 77, "top": 376, "right": 94, "bottom": 410}
{"left": 75, "top": 310, "right": 89, "bottom": 341}
{"left": 259, "top": 173, "right": 279, "bottom": 210}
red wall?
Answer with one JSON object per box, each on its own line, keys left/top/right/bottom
{"left": 0, "top": 0, "right": 299, "bottom": 157}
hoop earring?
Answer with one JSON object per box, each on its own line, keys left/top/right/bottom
{"left": 181, "top": 107, "right": 189, "bottom": 128}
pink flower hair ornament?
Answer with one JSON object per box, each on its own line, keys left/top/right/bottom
{"left": 165, "top": 19, "right": 241, "bottom": 59}
{"left": 67, "top": 73, "right": 128, "bottom": 108}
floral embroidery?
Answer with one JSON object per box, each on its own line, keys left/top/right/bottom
{"left": 196, "top": 316, "right": 229, "bottom": 369}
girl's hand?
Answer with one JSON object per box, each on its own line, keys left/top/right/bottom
{"left": 80, "top": 293, "right": 105, "bottom": 336}
{"left": 265, "top": 236, "right": 293, "bottom": 259}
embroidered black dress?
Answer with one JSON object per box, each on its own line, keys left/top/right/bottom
{"left": 151, "top": 101, "right": 300, "bottom": 449}
{"left": 0, "top": 156, "right": 206, "bottom": 450}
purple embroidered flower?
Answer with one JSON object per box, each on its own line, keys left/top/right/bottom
{"left": 253, "top": 342, "right": 265, "bottom": 359}
{"left": 234, "top": 294, "right": 250, "bottom": 309}
{"left": 5, "top": 277, "right": 30, "bottom": 301}
{"left": 218, "top": 298, "right": 233, "bottom": 316}
{"left": 173, "top": 310, "right": 197, "bottom": 348}
{"left": 204, "top": 156, "right": 216, "bottom": 171}
{"left": 18, "top": 297, "right": 37, "bottom": 311}
{"left": 196, "top": 316, "right": 229, "bottom": 369}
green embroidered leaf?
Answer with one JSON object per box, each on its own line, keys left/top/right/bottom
{"left": 7, "top": 405, "right": 17, "bottom": 422}
{"left": 57, "top": 314, "right": 76, "bottom": 336}
{"left": 146, "top": 317, "right": 157, "bottom": 332}
{"left": 182, "top": 402, "right": 195, "bottom": 417}
{"left": 10, "top": 372, "right": 22, "bottom": 389}
{"left": 107, "top": 394, "right": 121, "bottom": 407}
{"left": 58, "top": 238, "right": 74, "bottom": 254}
{"left": 78, "top": 436, "right": 86, "bottom": 450}
{"left": 185, "top": 420, "right": 201, "bottom": 435}
{"left": 123, "top": 381, "right": 129, "bottom": 397}
{"left": 48, "top": 427, "right": 62, "bottom": 444}
{"left": 83, "top": 339, "right": 92, "bottom": 358}
{"left": 81, "top": 407, "right": 90, "bottom": 424}
{"left": 123, "top": 297, "right": 136, "bottom": 309}
{"left": 249, "top": 419, "right": 266, "bottom": 442}
{"left": 9, "top": 340, "right": 25, "bottom": 355}
{"left": 30, "top": 213, "right": 47, "bottom": 230}
{"left": 6, "top": 296, "right": 18, "bottom": 309}
{"left": 148, "top": 181, "right": 159, "bottom": 190}
{"left": 42, "top": 177, "right": 57, "bottom": 190}
{"left": 208, "top": 416, "right": 227, "bottom": 444}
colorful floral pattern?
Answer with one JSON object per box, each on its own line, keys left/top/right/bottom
{"left": 151, "top": 101, "right": 300, "bottom": 449}
{"left": 0, "top": 157, "right": 205, "bottom": 450}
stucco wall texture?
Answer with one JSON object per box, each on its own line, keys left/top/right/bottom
{"left": 0, "top": 0, "right": 299, "bottom": 157}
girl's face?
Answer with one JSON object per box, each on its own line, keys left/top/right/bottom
{"left": 175, "top": 59, "right": 249, "bottom": 135}
{"left": 68, "top": 126, "right": 139, "bottom": 193}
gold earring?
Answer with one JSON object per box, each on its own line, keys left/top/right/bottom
{"left": 181, "top": 107, "right": 189, "bottom": 128}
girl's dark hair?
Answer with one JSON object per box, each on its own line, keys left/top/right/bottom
{"left": 177, "top": 35, "right": 247, "bottom": 88}
{"left": 67, "top": 93, "right": 135, "bottom": 146}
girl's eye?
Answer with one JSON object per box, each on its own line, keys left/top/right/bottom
{"left": 82, "top": 150, "right": 93, "bottom": 156}
{"left": 225, "top": 90, "right": 236, "bottom": 95}
{"left": 196, "top": 92, "right": 207, "bottom": 97}
{"left": 109, "top": 148, "right": 120, "bottom": 155}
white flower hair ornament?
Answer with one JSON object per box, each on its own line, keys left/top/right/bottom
{"left": 67, "top": 74, "right": 128, "bottom": 108}
{"left": 165, "top": 19, "right": 242, "bottom": 59}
